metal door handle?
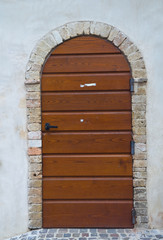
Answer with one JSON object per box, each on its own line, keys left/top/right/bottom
{"left": 45, "top": 123, "right": 58, "bottom": 130}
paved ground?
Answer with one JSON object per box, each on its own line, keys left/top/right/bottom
{"left": 6, "top": 229, "right": 163, "bottom": 240}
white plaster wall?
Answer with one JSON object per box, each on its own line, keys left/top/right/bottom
{"left": 0, "top": 0, "right": 163, "bottom": 238}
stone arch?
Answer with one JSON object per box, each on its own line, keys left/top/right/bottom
{"left": 25, "top": 21, "right": 147, "bottom": 229}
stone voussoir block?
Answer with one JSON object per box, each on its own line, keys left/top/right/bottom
{"left": 107, "top": 27, "right": 119, "bottom": 42}
{"left": 113, "top": 32, "right": 127, "bottom": 47}
{"left": 94, "top": 22, "right": 112, "bottom": 38}
{"left": 132, "top": 69, "right": 147, "bottom": 78}
{"left": 119, "top": 37, "right": 133, "bottom": 53}
{"left": 42, "top": 33, "right": 58, "bottom": 49}
{"left": 58, "top": 26, "right": 71, "bottom": 40}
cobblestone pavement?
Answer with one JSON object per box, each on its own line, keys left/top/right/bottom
{"left": 5, "top": 229, "right": 163, "bottom": 240}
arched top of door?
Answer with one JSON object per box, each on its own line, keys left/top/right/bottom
{"left": 25, "top": 21, "right": 147, "bottom": 85}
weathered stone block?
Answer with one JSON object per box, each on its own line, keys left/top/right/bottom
{"left": 83, "top": 21, "right": 91, "bottom": 35}
{"left": 133, "top": 152, "right": 147, "bottom": 160}
{"left": 58, "top": 26, "right": 71, "bottom": 40}
{"left": 134, "top": 160, "right": 147, "bottom": 168}
{"left": 26, "top": 92, "right": 40, "bottom": 100}
{"left": 29, "top": 155, "right": 42, "bottom": 163}
{"left": 28, "top": 180, "right": 42, "bottom": 188}
{"left": 94, "top": 22, "right": 112, "bottom": 38}
{"left": 28, "top": 188, "right": 42, "bottom": 196}
{"left": 26, "top": 84, "right": 40, "bottom": 92}
{"left": 132, "top": 69, "right": 147, "bottom": 78}
{"left": 26, "top": 99, "right": 41, "bottom": 108}
{"left": 25, "top": 71, "right": 40, "bottom": 84}
{"left": 28, "top": 140, "right": 42, "bottom": 148}
{"left": 134, "top": 171, "right": 147, "bottom": 179}
{"left": 42, "top": 33, "right": 57, "bottom": 49}
{"left": 130, "top": 59, "right": 145, "bottom": 70}
{"left": 134, "top": 167, "right": 146, "bottom": 172}
{"left": 28, "top": 196, "right": 42, "bottom": 204}
{"left": 51, "top": 30, "right": 63, "bottom": 44}
{"left": 29, "top": 204, "right": 42, "bottom": 213}
{"left": 132, "top": 104, "right": 146, "bottom": 111}
{"left": 29, "top": 171, "right": 42, "bottom": 180}
{"left": 132, "top": 95, "right": 146, "bottom": 104}
{"left": 66, "top": 22, "right": 84, "bottom": 37}
{"left": 113, "top": 32, "right": 126, "bottom": 47}
{"left": 29, "top": 53, "right": 44, "bottom": 66}
{"left": 133, "top": 135, "right": 146, "bottom": 143}
{"left": 133, "top": 179, "right": 146, "bottom": 187}
{"left": 133, "top": 119, "right": 146, "bottom": 127}
{"left": 28, "top": 147, "right": 41, "bottom": 155}
{"left": 28, "top": 123, "right": 41, "bottom": 131}
{"left": 135, "top": 143, "right": 147, "bottom": 152}
{"left": 27, "top": 115, "right": 41, "bottom": 124}
{"left": 29, "top": 163, "right": 42, "bottom": 172}
{"left": 27, "top": 107, "right": 41, "bottom": 116}
{"left": 29, "top": 212, "right": 42, "bottom": 220}
{"left": 119, "top": 38, "right": 133, "bottom": 53}
{"left": 132, "top": 111, "right": 146, "bottom": 119}
{"left": 28, "top": 131, "right": 41, "bottom": 140}
{"left": 108, "top": 27, "right": 119, "bottom": 41}
{"left": 134, "top": 201, "right": 147, "bottom": 208}
{"left": 133, "top": 127, "right": 146, "bottom": 135}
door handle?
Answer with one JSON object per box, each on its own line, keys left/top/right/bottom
{"left": 45, "top": 123, "right": 58, "bottom": 130}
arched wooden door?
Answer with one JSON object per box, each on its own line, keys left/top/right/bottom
{"left": 41, "top": 36, "right": 133, "bottom": 228}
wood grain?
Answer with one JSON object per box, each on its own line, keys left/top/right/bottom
{"left": 43, "top": 200, "right": 133, "bottom": 228}
{"left": 41, "top": 73, "right": 130, "bottom": 92}
{"left": 41, "top": 92, "right": 131, "bottom": 111}
{"left": 43, "top": 54, "right": 130, "bottom": 73}
{"left": 42, "top": 112, "right": 131, "bottom": 131}
{"left": 41, "top": 35, "right": 133, "bottom": 228}
{"left": 42, "top": 132, "right": 132, "bottom": 154}
{"left": 43, "top": 177, "right": 133, "bottom": 200}
{"left": 43, "top": 154, "right": 132, "bottom": 177}
{"left": 51, "top": 36, "right": 121, "bottom": 54}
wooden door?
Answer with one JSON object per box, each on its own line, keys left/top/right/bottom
{"left": 41, "top": 36, "right": 133, "bottom": 228}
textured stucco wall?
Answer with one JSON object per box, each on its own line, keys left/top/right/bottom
{"left": 0, "top": 0, "right": 163, "bottom": 239}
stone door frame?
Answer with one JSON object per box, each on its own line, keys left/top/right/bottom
{"left": 25, "top": 21, "right": 148, "bottom": 229}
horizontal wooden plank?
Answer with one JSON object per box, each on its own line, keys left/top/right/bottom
{"left": 43, "top": 177, "right": 133, "bottom": 200}
{"left": 43, "top": 154, "right": 132, "bottom": 177}
{"left": 41, "top": 73, "right": 130, "bottom": 92}
{"left": 41, "top": 92, "right": 131, "bottom": 111}
{"left": 42, "top": 112, "right": 131, "bottom": 131}
{"left": 43, "top": 200, "right": 133, "bottom": 228}
{"left": 42, "top": 132, "right": 132, "bottom": 154}
{"left": 42, "top": 55, "right": 130, "bottom": 73}
{"left": 51, "top": 36, "right": 121, "bottom": 54}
